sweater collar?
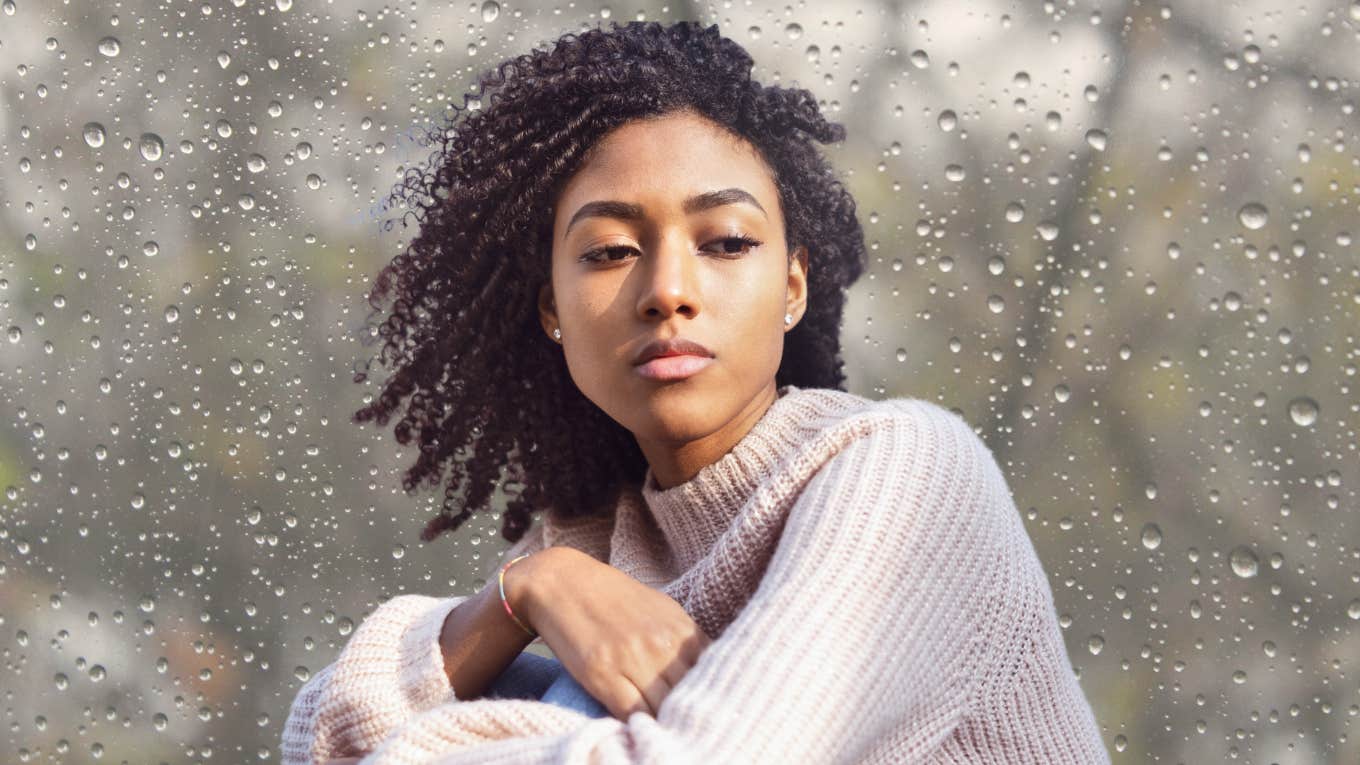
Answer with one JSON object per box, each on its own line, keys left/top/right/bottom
{"left": 638, "top": 383, "right": 809, "bottom": 571}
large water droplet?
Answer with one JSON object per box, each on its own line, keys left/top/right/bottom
{"left": 97, "top": 36, "right": 121, "bottom": 57}
{"left": 1140, "top": 523, "right": 1162, "bottom": 550}
{"left": 246, "top": 154, "right": 268, "bottom": 173}
{"left": 82, "top": 122, "right": 106, "bottom": 148}
{"left": 480, "top": 0, "right": 499, "bottom": 22}
{"left": 138, "top": 133, "right": 164, "bottom": 162}
{"left": 1237, "top": 203, "right": 1268, "bottom": 230}
{"left": 1036, "top": 220, "right": 1060, "bottom": 241}
{"left": 937, "top": 110, "right": 957, "bottom": 131}
{"left": 1287, "top": 396, "right": 1318, "bottom": 426}
{"left": 1085, "top": 129, "right": 1107, "bottom": 151}
{"left": 1229, "top": 545, "right": 1259, "bottom": 578}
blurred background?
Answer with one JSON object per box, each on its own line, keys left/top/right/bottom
{"left": 2, "top": 0, "right": 1357, "bottom": 762}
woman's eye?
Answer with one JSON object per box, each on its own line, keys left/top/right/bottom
{"left": 705, "top": 235, "right": 762, "bottom": 257}
{"left": 581, "top": 246, "right": 636, "bottom": 263}
{"left": 580, "top": 236, "right": 762, "bottom": 264}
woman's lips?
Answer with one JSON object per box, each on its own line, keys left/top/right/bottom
{"left": 633, "top": 354, "right": 715, "bottom": 381}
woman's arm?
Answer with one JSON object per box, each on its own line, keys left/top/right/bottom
{"left": 353, "top": 408, "right": 1050, "bottom": 764}
{"left": 281, "top": 523, "right": 546, "bottom": 764}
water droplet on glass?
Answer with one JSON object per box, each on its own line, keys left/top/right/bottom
{"left": 138, "top": 133, "right": 164, "bottom": 162}
{"left": 164, "top": 305, "right": 179, "bottom": 323}
{"left": 82, "top": 122, "right": 106, "bottom": 148}
{"left": 1085, "top": 129, "right": 1107, "bottom": 151}
{"left": 784, "top": 23, "right": 803, "bottom": 40}
{"left": 1135, "top": 523, "right": 1161, "bottom": 549}
{"left": 937, "top": 109, "right": 957, "bottom": 131}
{"left": 1087, "top": 635, "right": 1104, "bottom": 655}
{"left": 986, "top": 294, "right": 1005, "bottom": 313}
{"left": 944, "top": 164, "right": 966, "bottom": 182}
{"left": 293, "top": 665, "right": 310, "bottom": 682}
{"left": 1287, "top": 396, "right": 1318, "bottom": 427}
{"left": 909, "top": 49, "right": 929, "bottom": 68}
{"left": 246, "top": 154, "right": 268, "bottom": 173}
{"left": 480, "top": 0, "right": 499, "bottom": 22}
{"left": 97, "top": 36, "right": 121, "bottom": 57}
{"left": 1036, "top": 220, "right": 1060, "bottom": 241}
{"left": 1004, "top": 202, "right": 1025, "bottom": 222}
{"left": 1229, "top": 545, "right": 1259, "bottom": 578}
{"left": 275, "top": 0, "right": 293, "bottom": 10}
{"left": 1237, "top": 202, "right": 1268, "bottom": 230}
{"left": 1348, "top": 599, "right": 1360, "bottom": 620}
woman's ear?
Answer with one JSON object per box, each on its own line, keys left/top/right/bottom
{"left": 538, "top": 283, "right": 559, "bottom": 339}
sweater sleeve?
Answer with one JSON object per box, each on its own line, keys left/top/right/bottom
{"left": 281, "top": 522, "right": 548, "bottom": 764}
{"left": 354, "top": 407, "right": 1010, "bottom": 764}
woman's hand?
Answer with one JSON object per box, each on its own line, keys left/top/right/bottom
{"left": 514, "top": 546, "right": 713, "bottom": 722}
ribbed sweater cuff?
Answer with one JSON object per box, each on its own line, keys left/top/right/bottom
{"left": 400, "top": 595, "right": 463, "bottom": 706}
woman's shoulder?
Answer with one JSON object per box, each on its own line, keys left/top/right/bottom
{"left": 787, "top": 386, "right": 991, "bottom": 468}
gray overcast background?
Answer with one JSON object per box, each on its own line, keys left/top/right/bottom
{"left": 2, "top": 0, "right": 1358, "bottom": 762}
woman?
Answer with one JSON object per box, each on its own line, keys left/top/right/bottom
{"left": 282, "top": 20, "right": 1109, "bottom": 765}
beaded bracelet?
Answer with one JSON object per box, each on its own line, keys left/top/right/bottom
{"left": 498, "top": 553, "right": 538, "bottom": 639}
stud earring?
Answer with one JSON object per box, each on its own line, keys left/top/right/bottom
{"left": 553, "top": 328, "right": 561, "bottom": 340}
{"left": 784, "top": 313, "right": 793, "bottom": 326}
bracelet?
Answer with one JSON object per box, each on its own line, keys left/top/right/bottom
{"left": 498, "top": 553, "right": 538, "bottom": 639}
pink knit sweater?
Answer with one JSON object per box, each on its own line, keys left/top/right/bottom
{"left": 282, "top": 384, "right": 1110, "bottom": 764}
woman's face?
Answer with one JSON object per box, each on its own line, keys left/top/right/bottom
{"left": 540, "top": 109, "right": 808, "bottom": 458}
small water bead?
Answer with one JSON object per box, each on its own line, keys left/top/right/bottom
{"left": 246, "top": 154, "right": 268, "bottom": 173}
{"left": 1237, "top": 202, "right": 1268, "bottom": 229}
{"left": 937, "top": 109, "right": 957, "bottom": 131}
{"left": 82, "top": 122, "right": 106, "bottom": 148}
{"left": 306, "top": 173, "right": 322, "bottom": 190}
{"left": 1287, "top": 396, "right": 1318, "bottom": 427}
{"left": 987, "top": 256, "right": 1006, "bottom": 275}
{"left": 1004, "top": 202, "right": 1025, "bottom": 222}
{"left": 1036, "top": 220, "right": 1060, "bottom": 241}
{"left": 944, "top": 164, "right": 966, "bottom": 182}
{"left": 152, "top": 713, "right": 168, "bottom": 732}
{"left": 215, "top": 119, "right": 233, "bottom": 137}
{"left": 784, "top": 22, "right": 802, "bottom": 40}
{"left": 268, "top": 101, "right": 284, "bottom": 117}
{"left": 1086, "top": 635, "right": 1104, "bottom": 655}
{"left": 143, "top": 241, "right": 159, "bottom": 256}
{"left": 217, "top": 51, "right": 231, "bottom": 68}
{"left": 1052, "top": 384, "right": 1071, "bottom": 403}
{"left": 294, "top": 666, "right": 311, "bottom": 682}
{"left": 1348, "top": 599, "right": 1360, "bottom": 620}
{"left": 1140, "top": 523, "right": 1163, "bottom": 550}
{"left": 909, "top": 49, "right": 929, "bottom": 68}
{"left": 276, "top": 0, "right": 293, "bottom": 10}
{"left": 163, "top": 305, "right": 179, "bottom": 323}
{"left": 986, "top": 294, "right": 1005, "bottom": 313}
{"left": 97, "top": 36, "right": 120, "bottom": 57}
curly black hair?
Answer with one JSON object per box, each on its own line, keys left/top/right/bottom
{"left": 351, "top": 20, "right": 868, "bottom": 546}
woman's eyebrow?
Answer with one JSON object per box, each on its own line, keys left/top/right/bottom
{"left": 563, "top": 187, "right": 767, "bottom": 236}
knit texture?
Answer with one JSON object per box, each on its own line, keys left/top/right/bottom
{"left": 282, "top": 384, "right": 1110, "bottom": 764}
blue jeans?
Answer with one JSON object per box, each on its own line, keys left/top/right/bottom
{"left": 483, "top": 651, "right": 611, "bottom": 719}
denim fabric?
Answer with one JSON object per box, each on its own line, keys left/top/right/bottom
{"left": 484, "top": 651, "right": 611, "bottom": 719}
